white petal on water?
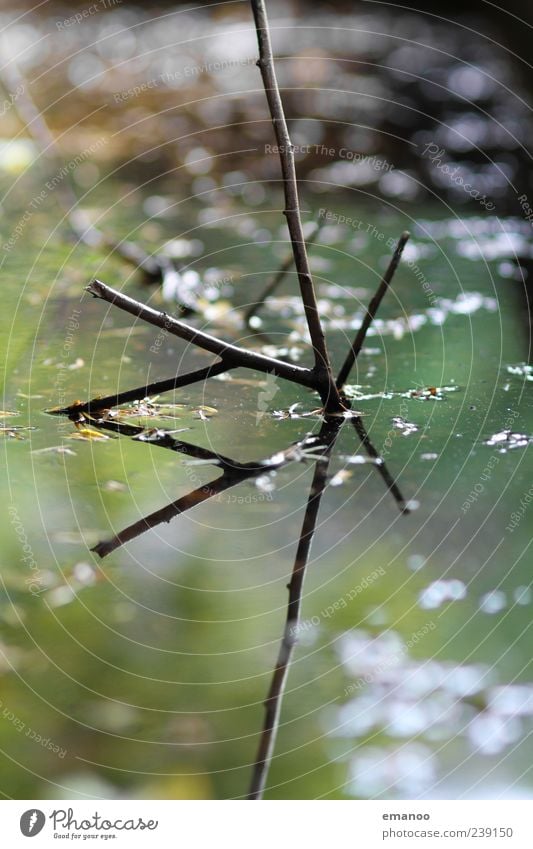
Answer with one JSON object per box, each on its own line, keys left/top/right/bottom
{"left": 407, "top": 554, "right": 426, "bottom": 571}
{"left": 479, "top": 590, "right": 507, "bottom": 614}
{"left": 467, "top": 712, "right": 522, "bottom": 755}
{"left": 489, "top": 685, "right": 533, "bottom": 717}
{"left": 513, "top": 586, "right": 531, "bottom": 605}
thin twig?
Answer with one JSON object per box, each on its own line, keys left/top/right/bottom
{"left": 90, "top": 430, "right": 326, "bottom": 558}
{"left": 83, "top": 418, "right": 236, "bottom": 466}
{"left": 92, "top": 476, "right": 229, "bottom": 558}
{"left": 46, "top": 360, "right": 228, "bottom": 418}
{"left": 251, "top": 0, "right": 340, "bottom": 402}
{"left": 336, "top": 231, "right": 410, "bottom": 389}
{"left": 351, "top": 416, "right": 409, "bottom": 513}
{"left": 247, "top": 416, "right": 342, "bottom": 799}
{"left": 86, "top": 278, "right": 317, "bottom": 390}
{"left": 244, "top": 222, "right": 322, "bottom": 326}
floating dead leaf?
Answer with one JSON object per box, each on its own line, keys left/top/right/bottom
{"left": 69, "top": 425, "right": 112, "bottom": 442}
{"left": 0, "top": 410, "right": 19, "bottom": 418}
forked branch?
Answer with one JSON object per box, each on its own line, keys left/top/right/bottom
{"left": 86, "top": 279, "right": 316, "bottom": 390}
{"left": 89, "top": 427, "right": 333, "bottom": 558}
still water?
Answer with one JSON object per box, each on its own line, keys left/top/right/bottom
{"left": 0, "top": 0, "right": 532, "bottom": 800}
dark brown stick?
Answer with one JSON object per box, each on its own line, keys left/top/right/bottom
{"left": 86, "top": 279, "right": 317, "bottom": 390}
{"left": 244, "top": 222, "right": 322, "bottom": 326}
{"left": 351, "top": 416, "right": 409, "bottom": 513}
{"left": 336, "top": 232, "right": 410, "bottom": 389}
{"left": 46, "top": 360, "right": 229, "bottom": 418}
{"left": 92, "top": 475, "right": 229, "bottom": 558}
{"left": 80, "top": 417, "right": 237, "bottom": 467}
{"left": 251, "top": 0, "right": 341, "bottom": 406}
{"left": 247, "top": 417, "right": 342, "bottom": 799}
{"left": 91, "top": 430, "right": 326, "bottom": 558}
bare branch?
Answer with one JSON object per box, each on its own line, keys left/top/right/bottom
{"left": 89, "top": 424, "right": 330, "bottom": 558}
{"left": 46, "top": 360, "right": 229, "bottom": 418}
{"left": 86, "top": 279, "right": 316, "bottom": 390}
{"left": 247, "top": 417, "right": 342, "bottom": 799}
{"left": 351, "top": 416, "right": 409, "bottom": 514}
{"left": 336, "top": 232, "right": 410, "bottom": 390}
{"left": 92, "top": 476, "right": 229, "bottom": 558}
{"left": 251, "top": 0, "right": 339, "bottom": 395}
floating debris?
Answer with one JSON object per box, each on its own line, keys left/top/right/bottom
{"left": 479, "top": 590, "right": 507, "bottom": 614}
{"left": 507, "top": 363, "right": 533, "bottom": 381}
{"left": 420, "top": 452, "right": 439, "bottom": 461}
{"left": 343, "top": 384, "right": 459, "bottom": 402}
{"left": 67, "top": 357, "right": 85, "bottom": 371}
{"left": 341, "top": 453, "right": 380, "bottom": 466}
{"left": 329, "top": 470, "right": 353, "bottom": 487}
{"left": 102, "top": 480, "right": 128, "bottom": 493}
{"left": 407, "top": 554, "right": 426, "bottom": 571}
{"left": 489, "top": 685, "right": 533, "bottom": 717}
{"left": 81, "top": 397, "right": 218, "bottom": 428}
{"left": 260, "top": 344, "right": 304, "bottom": 361}
{"left": 419, "top": 579, "right": 467, "bottom": 609}
{"left": 484, "top": 430, "right": 532, "bottom": 452}
{"left": 0, "top": 426, "right": 36, "bottom": 440}
{"left": 69, "top": 425, "right": 112, "bottom": 442}
{"left": 466, "top": 711, "right": 522, "bottom": 756}
{"left": 392, "top": 416, "right": 419, "bottom": 436}
{"left": 514, "top": 586, "right": 532, "bottom": 605}
{"left": 273, "top": 405, "right": 323, "bottom": 420}
{"left": 193, "top": 406, "right": 218, "bottom": 420}
{"left": 407, "top": 385, "right": 459, "bottom": 401}
{"left": 31, "top": 445, "right": 77, "bottom": 457}
{"left": 255, "top": 474, "right": 276, "bottom": 494}
{"left": 45, "top": 585, "right": 77, "bottom": 608}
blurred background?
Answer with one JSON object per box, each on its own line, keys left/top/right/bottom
{"left": 0, "top": 0, "right": 532, "bottom": 800}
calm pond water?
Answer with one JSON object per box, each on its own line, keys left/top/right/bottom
{"left": 1, "top": 176, "right": 532, "bottom": 799}
{"left": 0, "top": 0, "right": 532, "bottom": 801}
